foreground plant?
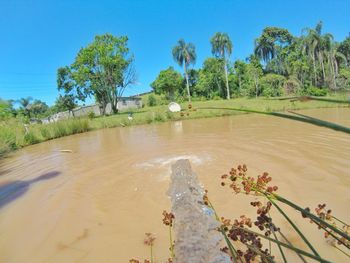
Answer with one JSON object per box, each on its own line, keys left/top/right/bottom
{"left": 162, "top": 210, "right": 175, "bottom": 260}
{"left": 218, "top": 164, "right": 350, "bottom": 262}
{"left": 131, "top": 163, "right": 348, "bottom": 262}
{"left": 129, "top": 233, "right": 156, "bottom": 263}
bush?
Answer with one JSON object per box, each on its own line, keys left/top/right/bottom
{"left": 24, "top": 131, "right": 40, "bottom": 145}
{"left": 154, "top": 112, "right": 165, "bottom": 122}
{"left": 51, "top": 122, "right": 68, "bottom": 138}
{"left": 166, "top": 111, "right": 175, "bottom": 120}
{"left": 305, "top": 86, "right": 328, "bottom": 96}
{"left": 147, "top": 94, "right": 157, "bottom": 106}
{"left": 39, "top": 126, "right": 52, "bottom": 139}
{"left": 284, "top": 78, "right": 301, "bottom": 94}
{"left": 260, "top": 74, "right": 286, "bottom": 97}
{"left": 0, "top": 126, "right": 17, "bottom": 155}
{"left": 88, "top": 111, "right": 95, "bottom": 119}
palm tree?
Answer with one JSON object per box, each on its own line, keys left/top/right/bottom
{"left": 17, "top": 96, "right": 33, "bottom": 118}
{"left": 327, "top": 41, "right": 347, "bottom": 90}
{"left": 211, "top": 32, "right": 233, "bottom": 99}
{"left": 254, "top": 36, "right": 275, "bottom": 64}
{"left": 302, "top": 21, "right": 324, "bottom": 86}
{"left": 172, "top": 39, "right": 196, "bottom": 102}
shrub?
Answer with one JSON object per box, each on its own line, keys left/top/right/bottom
{"left": 154, "top": 112, "right": 165, "bottom": 122}
{"left": 284, "top": 78, "right": 301, "bottom": 94}
{"left": 24, "top": 131, "right": 40, "bottom": 145}
{"left": 39, "top": 126, "right": 52, "bottom": 139}
{"left": 147, "top": 94, "right": 157, "bottom": 107}
{"left": 260, "top": 73, "right": 286, "bottom": 97}
{"left": 51, "top": 122, "right": 68, "bottom": 138}
{"left": 305, "top": 86, "right": 328, "bottom": 96}
{"left": 88, "top": 111, "right": 95, "bottom": 119}
{"left": 0, "top": 126, "right": 17, "bottom": 155}
{"left": 166, "top": 111, "right": 175, "bottom": 120}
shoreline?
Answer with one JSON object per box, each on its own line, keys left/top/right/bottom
{"left": 1, "top": 97, "right": 349, "bottom": 158}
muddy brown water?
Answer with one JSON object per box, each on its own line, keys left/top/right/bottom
{"left": 0, "top": 108, "right": 349, "bottom": 262}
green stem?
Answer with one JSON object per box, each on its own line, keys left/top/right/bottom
{"left": 150, "top": 245, "right": 153, "bottom": 263}
{"left": 220, "top": 228, "right": 239, "bottom": 263}
{"left": 334, "top": 245, "right": 350, "bottom": 258}
{"left": 197, "top": 106, "right": 350, "bottom": 134}
{"left": 268, "top": 212, "right": 287, "bottom": 263}
{"left": 207, "top": 200, "right": 243, "bottom": 263}
{"left": 246, "top": 244, "right": 275, "bottom": 263}
{"left": 266, "top": 195, "right": 320, "bottom": 257}
{"left": 313, "top": 220, "right": 350, "bottom": 249}
{"left": 332, "top": 215, "right": 350, "bottom": 227}
{"left": 169, "top": 226, "right": 175, "bottom": 259}
{"left": 272, "top": 229, "right": 287, "bottom": 263}
{"left": 278, "top": 230, "right": 307, "bottom": 263}
{"left": 274, "top": 194, "right": 350, "bottom": 241}
{"left": 233, "top": 226, "right": 331, "bottom": 263}
{"left": 275, "top": 95, "right": 350, "bottom": 104}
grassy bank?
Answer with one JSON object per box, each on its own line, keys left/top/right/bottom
{"left": 1, "top": 96, "right": 349, "bottom": 157}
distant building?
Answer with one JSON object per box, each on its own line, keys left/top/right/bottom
{"left": 116, "top": 96, "right": 142, "bottom": 111}
{"left": 42, "top": 97, "right": 142, "bottom": 123}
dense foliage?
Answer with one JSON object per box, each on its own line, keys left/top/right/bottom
{"left": 151, "top": 22, "right": 349, "bottom": 101}
{"left": 150, "top": 67, "right": 183, "bottom": 100}
{"left": 172, "top": 39, "right": 197, "bottom": 102}
{"left": 57, "top": 34, "right": 136, "bottom": 114}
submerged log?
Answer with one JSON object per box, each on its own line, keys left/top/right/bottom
{"left": 168, "top": 159, "right": 230, "bottom": 263}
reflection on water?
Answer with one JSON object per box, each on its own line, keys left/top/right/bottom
{"left": 0, "top": 108, "right": 349, "bottom": 262}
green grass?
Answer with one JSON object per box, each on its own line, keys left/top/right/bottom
{"left": 1, "top": 95, "right": 349, "bottom": 157}
{"left": 0, "top": 118, "right": 90, "bottom": 156}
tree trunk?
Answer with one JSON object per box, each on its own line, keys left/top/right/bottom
{"left": 320, "top": 53, "right": 326, "bottom": 85}
{"left": 224, "top": 58, "right": 230, "bottom": 99}
{"left": 312, "top": 54, "right": 317, "bottom": 86}
{"left": 184, "top": 63, "right": 191, "bottom": 103}
{"left": 111, "top": 97, "right": 118, "bottom": 114}
{"left": 99, "top": 103, "right": 106, "bottom": 115}
{"left": 238, "top": 75, "right": 241, "bottom": 94}
{"left": 330, "top": 55, "right": 337, "bottom": 90}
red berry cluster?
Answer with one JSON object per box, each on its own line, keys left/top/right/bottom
{"left": 227, "top": 225, "right": 273, "bottom": 262}
{"left": 162, "top": 210, "right": 175, "bottom": 227}
{"left": 221, "top": 164, "right": 279, "bottom": 196}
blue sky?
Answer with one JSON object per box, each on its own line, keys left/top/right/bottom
{"left": 0, "top": 0, "right": 349, "bottom": 106}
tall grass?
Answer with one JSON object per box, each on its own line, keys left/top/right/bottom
{"left": 0, "top": 118, "right": 90, "bottom": 157}
{"left": 1, "top": 95, "right": 349, "bottom": 157}
{"left": 0, "top": 125, "right": 18, "bottom": 155}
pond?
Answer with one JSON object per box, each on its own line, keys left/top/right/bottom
{"left": 0, "top": 108, "right": 349, "bottom": 262}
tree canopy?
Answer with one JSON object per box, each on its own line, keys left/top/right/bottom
{"left": 150, "top": 67, "right": 183, "bottom": 99}
{"left": 172, "top": 39, "right": 196, "bottom": 102}
{"left": 57, "top": 33, "right": 136, "bottom": 114}
{"left": 210, "top": 32, "right": 233, "bottom": 99}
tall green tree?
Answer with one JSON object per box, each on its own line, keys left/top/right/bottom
{"left": 0, "top": 99, "right": 14, "bottom": 120}
{"left": 254, "top": 27, "right": 293, "bottom": 62}
{"left": 196, "top": 58, "right": 226, "bottom": 98}
{"left": 302, "top": 21, "right": 324, "bottom": 86}
{"left": 233, "top": 60, "right": 248, "bottom": 96}
{"left": 210, "top": 32, "right": 233, "bottom": 99}
{"left": 57, "top": 34, "right": 136, "bottom": 114}
{"left": 17, "top": 97, "right": 33, "bottom": 118}
{"left": 172, "top": 39, "right": 196, "bottom": 102}
{"left": 53, "top": 94, "right": 77, "bottom": 115}
{"left": 338, "top": 34, "right": 350, "bottom": 66}
{"left": 246, "top": 56, "right": 264, "bottom": 97}
{"left": 31, "top": 99, "right": 49, "bottom": 118}
{"left": 150, "top": 67, "right": 183, "bottom": 99}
